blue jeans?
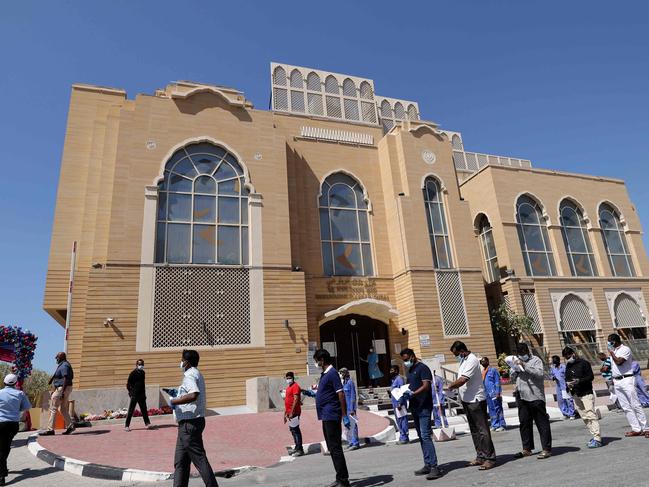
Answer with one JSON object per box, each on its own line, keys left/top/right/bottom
{"left": 412, "top": 408, "right": 438, "bottom": 467}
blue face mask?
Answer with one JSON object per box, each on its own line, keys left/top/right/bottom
{"left": 403, "top": 360, "right": 413, "bottom": 368}
{"left": 456, "top": 355, "right": 464, "bottom": 363}
{"left": 519, "top": 354, "right": 530, "bottom": 362}
{"left": 607, "top": 341, "right": 615, "bottom": 348}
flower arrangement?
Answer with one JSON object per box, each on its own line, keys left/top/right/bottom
{"left": 0, "top": 325, "right": 37, "bottom": 381}
{"left": 80, "top": 406, "right": 172, "bottom": 422}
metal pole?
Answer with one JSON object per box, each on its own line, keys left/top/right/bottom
{"left": 64, "top": 241, "right": 77, "bottom": 354}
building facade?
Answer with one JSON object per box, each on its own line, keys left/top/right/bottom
{"left": 44, "top": 63, "right": 649, "bottom": 407}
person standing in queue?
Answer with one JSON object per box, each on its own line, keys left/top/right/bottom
{"left": 40, "top": 352, "right": 74, "bottom": 436}
{"left": 480, "top": 356, "right": 506, "bottom": 432}
{"left": 550, "top": 355, "right": 576, "bottom": 419}
{"left": 389, "top": 365, "right": 409, "bottom": 444}
{"left": 284, "top": 371, "right": 304, "bottom": 457}
{"left": 125, "top": 359, "right": 154, "bottom": 431}
{"left": 170, "top": 350, "right": 218, "bottom": 487}
{"left": 399, "top": 348, "right": 442, "bottom": 480}
{"left": 448, "top": 342, "right": 497, "bottom": 470}
{"left": 313, "top": 349, "right": 350, "bottom": 487}
{"left": 0, "top": 374, "right": 31, "bottom": 486}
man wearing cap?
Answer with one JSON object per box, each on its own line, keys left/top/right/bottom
{"left": 40, "top": 352, "right": 75, "bottom": 436}
{"left": 0, "top": 374, "right": 31, "bottom": 486}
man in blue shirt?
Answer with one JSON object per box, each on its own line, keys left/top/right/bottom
{"left": 314, "top": 349, "right": 350, "bottom": 487}
{"left": 400, "top": 348, "right": 442, "bottom": 480}
{"left": 40, "top": 352, "right": 74, "bottom": 436}
{"left": 339, "top": 368, "right": 360, "bottom": 451}
{"left": 0, "top": 374, "right": 31, "bottom": 486}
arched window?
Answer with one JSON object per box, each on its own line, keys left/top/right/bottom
{"left": 423, "top": 177, "right": 453, "bottom": 269}
{"left": 306, "top": 72, "right": 321, "bottom": 91}
{"left": 559, "top": 294, "right": 598, "bottom": 361}
{"left": 451, "top": 135, "right": 463, "bottom": 151}
{"left": 319, "top": 173, "right": 373, "bottom": 276}
{"left": 342, "top": 78, "right": 356, "bottom": 97}
{"left": 559, "top": 200, "right": 597, "bottom": 276}
{"left": 477, "top": 215, "right": 499, "bottom": 282}
{"left": 407, "top": 104, "right": 418, "bottom": 120}
{"left": 359, "top": 81, "right": 373, "bottom": 100}
{"left": 324, "top": 75, "right": 339, "bottom": 94}
{"left": 306, "top": 72, "right": 323, "bottom": 116}
{"left": 155, "top": 142, "right": 249, "bottom": 265}
{"left": 273, "top": 66, "right": 286, "bottom": 86}
{"left": 394, "top": 102, "right": 405, "bottom": 120}
{"left": 289, "top": 69, "right": 305, "bottom": 113}
{"left": 324, "top": 75, "right": 341, "bottom": 118}
{"left": 342, "top": 78, "right": 359, "bottom": 120}
{"left": 599, "top": 203, "right": 635, "bottom": 277}
{"left": 516, "top": 195, "right": 556, "bottom": 276}
{"left": 614, "top": 293, "right": 647, "bottom": 339}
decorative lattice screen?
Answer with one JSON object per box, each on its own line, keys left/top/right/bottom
{"left": 436, "top": 271, "right": 469, "bottom": 336}
{"left": 521, "top": 291, "right": 543, "bottom": 333}
{"left": 152, "top": 266, "right": 250, "bottom": 348}
{"left": 559, "top": 295, "right": 595, "bottom": 332}
{"left": 614, "top": 294, "right": 645, "bottom": 328}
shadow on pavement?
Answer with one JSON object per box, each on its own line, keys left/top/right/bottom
{"left": 69, "top": 429, "right": 110, "bottom": 436}
{"left": 7, "top": 466, "right": 59, "bottom": 484}
{"left": 351, "top": 474, "right": 393, "bottom": 486}
{"left": 549, "top": 446, "right": 581, "bottom": 456}
{"left": 11, "top": 438, "right": 29, "bottom": 448}
{"left": 601, "top": 436, "right": 621, "bottom": 445}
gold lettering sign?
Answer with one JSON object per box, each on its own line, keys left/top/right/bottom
{"left": 315, "top": 278, "right": 388, "bottom": 301}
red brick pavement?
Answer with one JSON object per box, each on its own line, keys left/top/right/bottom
{"left": 37, "top": 410, "right": 389, "bottom": 473}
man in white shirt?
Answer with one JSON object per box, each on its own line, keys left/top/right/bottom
{"left": 170, "top": 350, "right": 218, "bottom": 487}
{"left": 448, "top": 341, "right": 496, "bottom": 470}
{"left": 608, "top": 333, "right": 648, "bottom": 436}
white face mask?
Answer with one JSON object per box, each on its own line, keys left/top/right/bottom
{"left": 286, "top": 378, "right": 293, "bottom": 384}
{"left": 137, "top": 365, "right": 144, "bottom": 371}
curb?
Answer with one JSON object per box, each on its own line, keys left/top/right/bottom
{"left": 27, "top": 435, "right": 256, "bottom": 482}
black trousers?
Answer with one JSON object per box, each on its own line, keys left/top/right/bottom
{"left": 174, "top": 418, "right": 218, "bottom": 487}
{"left": 125, "top": 394, "right": 150, "bottom": 427}
{"left": 322, "top": 420, "right": 349, "bottom": 482}
{"left": 0, "top": 421, "right": 19, "bottom": 477}
{"left": 518, "top": 399, "right": 552, "bottom": 452}
{"left": 289, "top": 424, "right": 303, "bottom": 451}
{"left": 463, "top": 401, "right": 496, "bottom": 462}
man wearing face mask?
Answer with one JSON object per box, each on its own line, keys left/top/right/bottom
{"left": 562, "top": 347, "right": 602, "bottom": 448}
{"left": 40, "top": 352, "right": 74, "bottom": 436}
{"left": 550, "top": 355, "right": 575, "bottom": 419}
{"left": 480, "top": 357, "right": 505, "bottom": 432}
{"left": 125, "top": 359, "right": 153, "bottom": 431}
{"left": 448, "top": 342, "right": 496, "bottom": 470}
{"left": 607, "top": 333, "right": 648, "bottom": 437}
{"left": 284, "top": 371, "right": 304, "bottom": 457}
{"left": 510, "top": 343, "right": 552, "bottom": 459}
{"left": 339, "top": 368, "right": 360, "bottom": 451}
{"left": 313, "top": 349, "right": 350, "bottom": 487}
{"left": 399, "top": 348, "right": 442, "bottom": 480}
{"left": 169, "top": 350, "right": 218, "bottom": 487}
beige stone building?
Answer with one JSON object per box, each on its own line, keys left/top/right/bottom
{"left": 44, "top": 63, "right": 649, "bottom": 407}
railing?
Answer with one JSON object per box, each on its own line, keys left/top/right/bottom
{"left": 453, "top": 150, "right": 532, "bottom": 173}
{"left": 627, "top": 339, "right": 649, "bottom": 367}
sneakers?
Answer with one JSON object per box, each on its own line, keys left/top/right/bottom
{"left": 587, "top": 439, "right": 603, "bottom": 448}
{"left": 38, "top": 430, "right": 55, "bottom": 436}
{"left": 397, "top": 439, "right": 409, "bottom": 445}
{"left": 61, "top": 424, "right": 75, "bottom": 435}
{"left": 146, "top": 424, "right": 156, "bottom": 430}
{"left": 291, "top": 449, "right": 305, "bottom": 457}
{"left": 495, "top": 427, "right": 506, "bottom": 432}
{"left": 537, "top": 450, "right": 552, "bottom": 459}
{"left": 124, "top": 426, "right": 131, "bottom": 432}
{"left": 426, "top": 466, "right": 443, "bottom": 479}
{"left": 414, "top": 465, "right": 431, "bottom": 476}
{"left": 346, "top": 444, "right": 360, "bottom": 451}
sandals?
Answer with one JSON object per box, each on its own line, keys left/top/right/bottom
{"left": 625, "top": 430, "right": 643, "bottom": 437}
{"left": 468, "top": 459, "right": 484, "bottom": 466}
{"left": 479, "top": 461, "right": 496, "bottom": 470}
{"left": 537, "top": 451, "right": 552, "bottom": 459}
{"left": 514, "top": 450, "right": 532, "bottom": 458}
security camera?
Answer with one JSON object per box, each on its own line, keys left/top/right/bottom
{"left": 104, "top": 318, "right": 114, "bottom": 326}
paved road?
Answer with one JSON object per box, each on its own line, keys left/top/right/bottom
{"left": 10, "top": 411, "right": 649, "bottom": 486}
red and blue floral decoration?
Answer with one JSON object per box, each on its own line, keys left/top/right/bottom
{"left": 0, "top": 325, "right": 37, "bottom": 386}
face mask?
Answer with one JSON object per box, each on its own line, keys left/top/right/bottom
{"left": 286, "top": 378, "right": 293, "bottom": 384}
{"left": 456, "top": 354, "right": 464, "bottom": 363}
{"left": 567, "top": 357, "right": 575, "bottom": 363}
{"left": 179, "top": 361, "right": 185, "bottom": 370}
{"left": 137, "top": 365, "right": 144, "bottom": 370}
{"left": 403, "top": 360, "right": 413, "bottom": 368}
{"left": 607, "top": 341, "right": 615, "bottom": 348}
{"left": 519, "top": 354, "right": 530, "bottom": 362}
{"left": 369, "top": 350, "right": 374, "bottom": 354}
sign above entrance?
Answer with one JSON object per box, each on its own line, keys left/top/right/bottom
{"left": 316, "top": 278, "right": 389, "bottom": 302}
{"left": 319, "top": 297, "right": 398, "bottom": 326}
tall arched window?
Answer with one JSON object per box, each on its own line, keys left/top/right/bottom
{"left": 477, "top": 215, "right": 499, "bottom": 282}
{"left": 516, "top": 195, "right": 556, "bottom": 276}
{"left": 423, "top": 177, "right": 453, "bottom": 269}
{"left": 559, "top": 200, "right": 597, "bottom": 276}
{"left": 155, "top": 142, "right": 249, "bottom": 265}
{"left": 319, "top": 173, "right": 373, "bottom": 276}
{"left": 599, "top": 203, "right": 635, "bottom": 277}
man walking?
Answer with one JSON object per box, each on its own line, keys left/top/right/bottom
{"left": 313, "top": 349, "right": 350, "bottom": 487}
{"left": 562, "top": 347, "right": 602, "bottom": 448}
{"left": 170, "top": 350, "right": 218, "bottom": 487}
{"left": 480, "top": 357, "right": 506, "bottom": 431}
{"left": 284, "top": 371, "right": 304, "bottom": 457}
{"left": 607, "top": 333, "right": 648, "bottom": 437}
{"left": 0, "top": 374, "right": 31, "bottom": 486}
{"left": 125, "top": 358, "right": 154, "bottom": 431}
{"left": 399, "top": 348, "right": 442, "bottom": 479}
{"left": 389, "top": 365, "right": 409, "bottom": 444}
{"left": 511, "top": 343, "right": 552, "bottom": 459}
{"left": 340, "top": 368, "right": 360, "bottom": 451}
{"left": 40, "top": 352, "right": 74, "bottom": 436}
{"left": 448, "top": 342, "right": 496, "bottom": 470}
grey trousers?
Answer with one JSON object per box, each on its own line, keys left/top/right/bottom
{"left": 173, "top": 418, "right": 218, "bottom": 487}
{"left": 463, "top": 400, "right": 497, "bottom": 462}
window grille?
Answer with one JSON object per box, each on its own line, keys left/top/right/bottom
{"left": 453, "top": 151, "right": 467, "bottom": 170}
{"left": 342, "top": 78, "right": 356, "bottom": 97}
{"left": 291, "top": 90, "right": 305, "bottom": 113}
{"left": 451, "top": 135, "right": 463, "bottom": 151}
{"left": 407, "top": 104, "right": 418, "bottom": 120}
{"left": 599, "top": 203, "right": 635, "bottom": 277}
{"left": 614, "top": 294, "right": 645, "bottom": 329}
{"left": 326, "top": 96, "right": 342, "bottom": 118}
{"left": 521, "top": 291, "right": 543, "bottom": 333}
{"left": 436, "top": 271, "right": 469, "bottom": 336}
{"left": 306, "top": 72, "right": 321, "bottom": 91}
{"left": 325, "top": 75, "right": 339, "bottom": 94}
{"left": 559, "top": 295, "right": 595, "bottom": 332}
{"left": 394, "top": 102, "right": 405, "bottom": 120}
{"left": 361, "top": 101, "right": 377, "bottom": 123}
{"left": 344, "top": 98, "right": 359, "bottom": 121}
{"left": 152, "top": 267, "right": 251, "bottom": 348}
{"left": 290, "top": 69, "right": 303, "bottom": 88}
{"left": 359, "top": 81, "right": 373, "bottom": 100}
{"left": 465, "top": 152, "right": 478, "bottom": 171}
{"left": 307, "top": 93, "right": 324, "bottom": 115}
{"left": 273, "top": 66, "right": 286, "bottom": 86}
{"left": 477, "top": 154, "right": 488, "bottom": 168}
{"left": 273, "top": 87, "right": 288, "bottom": 111}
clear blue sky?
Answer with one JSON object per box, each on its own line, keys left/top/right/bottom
{"left": 1, "top": 1, "right": 647, "bottom": 371}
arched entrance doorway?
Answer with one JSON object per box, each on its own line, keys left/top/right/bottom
{"left": 320, "top": 314, "right": 391, "bottom": 387}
